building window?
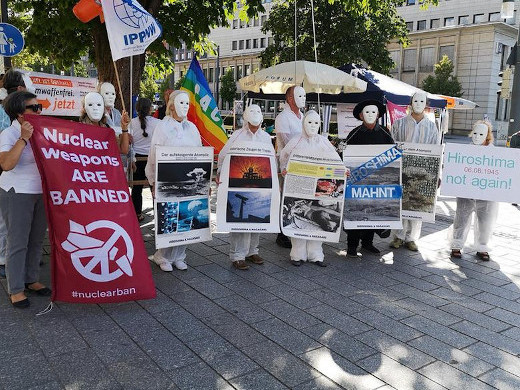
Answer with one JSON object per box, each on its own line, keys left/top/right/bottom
{"left": 246, "top": 39, "right": 251, "bottom": 49}
{"left": 260, "top": 38, "right": 266, "bottom": 48}
{"left": 489, "top": 12, "right": 501, "bottom": 21}
{"left": 229, "top": 66, "right": 235, "bottom": 80}
{"left": 444, "top": 17, "right": 455, "bottom": 26}
{"left": 403, "top": 49, "right": 417, "bottom": 72}
{"left": 240, "top": 19, "right": 247, "bottom": 28}
{"left": 187, "top": 52, "right": 191, "bottom": 59}
{"left": 232, "top": 41, "right": 237, "bottom": 50}
{"left": 237, "top": 65, "right": 243, "bottom": 80}
{"left": 458, "top": 15, "right": 470, "bottom": 25}
{"left": 439, "top": 45, "right": 455, "bottom": 61}
{"left": 239, "top": 40, "right": 244, "bottom": 50}
{"left": 406, "top": 0, "right": 416, "bottom": 5}
{"left": 253, "top": 17, "right": 259, "bottom": 27}
{"left": 406, "top": 21, "right": 413, "bottom": 32}
{"left": 430, "top": 19, "right": 440, "bottom": 28}
{"left": 420, "top": 47, "right": 435, "bottom": 72}
{"left": 501, "top": 45, "right": 509, "bottom": 70}
{"left": 268, "top": 37, "right": 273, "bottom": 46}
{"left": 208, "top": 68, "right": 214, "bottom": 82}
{"left": 261, "top": 15, "right": 267, "bottom": 25}
{"left": 417, "top": 20, "right": 427, "bottom": 30}
{"left": 232, "top": 19, "right": 238, "bottom": 29}
{"left": 245, "top": 64, "right": 251, "bottom": 76}
{"left": 253, "top": 39, "right": 258, "bottom": 49}
{"left": 389, "top": 50, "right": 401, "bottom": 73}
{"left": 180, "top": 52, "right": 184, "bottom": 60}
{"left": 473, "top": 14, "right": 485, "bottom": 23}
{"left": 203, "top": 68, "right": 207, "bottom": 79}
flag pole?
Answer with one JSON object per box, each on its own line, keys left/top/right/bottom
{"left": 112, "top": 60, "right": 126, "bottom": 111}
{"left": 129, "top": 56, "right": 133, "bottom": 114}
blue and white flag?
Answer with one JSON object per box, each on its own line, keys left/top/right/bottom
{"left": 101, "top": 0, "right": 162, "bottom": 61}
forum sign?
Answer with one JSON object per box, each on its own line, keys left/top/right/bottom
{"left": 441, "top": 143, "right": 520, "bottom": 203}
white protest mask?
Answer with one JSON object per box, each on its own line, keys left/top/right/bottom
{"left": 100, "top": 82, "right": 116, "bottom": 108}
{"left": 471, "top": 123, "right": 488, "bottom": 145}
{"left": 293, "top": 86, "right": 306, "bottom": 109}
{"left": 244, "top": 104, "right": 263, "bottom": 127}
{"left": 174, "top": 92, "right": 190, "bottom": 119}
{"left": 362, "top": 105, "right": 379, "bottom": 125}
{"left": 303, "top": 110, "right": 320, "bottom": 137}
{"left": 411, "top": 91, "right": 427, "bottom": 114}
{"left": 84, "top": 92, "right": 105, "bottom": 122}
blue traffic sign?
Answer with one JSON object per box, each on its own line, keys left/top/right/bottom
{"left": 0, "top": 23, "right": 24, "bottom": 57}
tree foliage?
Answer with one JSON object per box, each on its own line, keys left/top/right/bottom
{"left": 421, "top": 55, "right": 463, "bottom": 97}
{"left": 261, "top": 0, "right": 437, "bottom": 74}
{"left": 220, "top": 68, "right": 236, "bottom": 107}
{"left": 12, "top": 0, "right": 265, "bottom": 111}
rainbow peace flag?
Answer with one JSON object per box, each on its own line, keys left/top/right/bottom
{"left": 181, "top": 58, "right": 228, "bottom": 154}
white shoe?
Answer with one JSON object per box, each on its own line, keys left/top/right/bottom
{"left": 149, "top": 253, "right": 173, "bottom": 272}
{"left": 173, "top": 260, "right": 188, "bottom": 271}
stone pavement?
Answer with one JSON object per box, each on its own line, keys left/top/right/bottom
{"left": 2, "top": 187, "right": 520, "bottom": 390}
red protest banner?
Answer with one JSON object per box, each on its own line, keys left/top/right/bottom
{"left": 386, "top": 100, "right": 408, "bottom": 125}
{"left": 26, "top": 115, "right": 156, "bottom": 303}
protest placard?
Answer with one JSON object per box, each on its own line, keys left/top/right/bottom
{"left": 343, "top": 144, "right": 403, "bottom": 229}
{"left": 336, "top": 103, "right": 361, "bottom": 139}
{"left": 281, "top": 153, "right": 345, "bottom": 242}
{"left": 154, "top": 146, "right": 213, "bottom": 248}
{"left": 399, "top": 142, "right": 444, "bottom": 222}
{"left": 27, "top": 116, "right": 156, "bottom": 303}
{"left": 441, "top": 143, "right": 520, "bottom": 203}
{"left": 216, "top": 141, "right": 280, "bottom": 233}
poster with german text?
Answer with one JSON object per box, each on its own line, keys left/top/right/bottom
{"left": 343, "top": 145, "right": 403, "bottom": 229}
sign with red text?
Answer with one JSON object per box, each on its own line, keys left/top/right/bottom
{"left": 27, "top": 115, "right": 156, "bottom": 303}
{"left": 23, "top": 71, "right": 98, "bottom": 116}
{"left": 441, "top": 143, "right": 520, "bottom": 203}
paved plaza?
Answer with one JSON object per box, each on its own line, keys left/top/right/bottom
{"left": 1, "top": 185, "right": 520, "bottom": 389}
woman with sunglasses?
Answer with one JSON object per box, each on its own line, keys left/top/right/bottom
{"left": 0, "top": 91, "right": 49, "bottom": 308}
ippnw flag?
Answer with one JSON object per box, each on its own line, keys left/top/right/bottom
{"left": 100, "top": 0, "right": 162, "bottom": 61}
{"left": 26, "top": 115, "right": 156, "bottom": 303}
{"left": 181, "top": 58, "right": 228, "bottom": 154}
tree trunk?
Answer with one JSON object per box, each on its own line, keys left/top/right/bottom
{"left": 91, "top": 0, "right": 161, "bottom": 113}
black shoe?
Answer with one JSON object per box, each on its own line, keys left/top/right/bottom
{"left": 11, "top": 298, "right": 30, "bottom": 308}
{"left": 290, "top": 260, "right": 302, "bottom": 266}
{"left": 276, "top": 233, "right": 292, "bottom": 248}
{"left": 314, "top": 261, "right": 327, "bottom": 267}
{"left": 0, "top": 265, "right": 5, "bottom": 278}
{"left": 347, "top": 248, "right": 360, "bottom": 258}
{"left": 361, "top": 244, "right": 381, "bottom": 254}
{"left": 25, "top": 283, "right": 52, "bottom": 296}
{"left": 375, "top": 229, "right": 391, "bottom": 239}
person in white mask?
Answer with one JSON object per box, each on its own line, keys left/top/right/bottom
{"left": 79, "top": 92, "right": 130, "bottom": 154}
{"left": 274, "top": 85, "right": 306, "bottom": 248}
{"left": 345, "top": 100, "right": 394, "bottom": 258}
{"left": 99, "top": 82, "right": 121, "bottom": 130}
{"left": 450, "top": 121, "right": 498, "bottom": 262}
{"left": 217, "top": 104, "right": 271, "bottom": 270}
{"left": 390, "top": 91, "right": 440, "bottom": 252}
{"left": 146, "top": 90, "right": 202, "bottom": 272}
{"left": 280, "top": 110, "right": 341, "bottom": 267}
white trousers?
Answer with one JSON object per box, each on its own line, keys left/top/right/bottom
{"left": 155, "top": 245, "right": 187, "bottom": 264}
{"left": 0, "top": 210, "right": 6, "bottom": 266}
{"left": 452, "top": 198, "right": 498, "bottom": 252}
{"left": 229, "top": 233, "right": 259, "bottom": 261}
{"left": 392, "top": 219, "right": 422, "bottom": 242}
{"left": 290, "top": 238, "right": 324, "bottom": 262}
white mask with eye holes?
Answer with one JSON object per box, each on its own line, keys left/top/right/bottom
{"left": 174, "top": 92, "right": 190, "bottom": 119}
{"left": 362, "top": 105, "right": 379, "bottom": 125}
{"left": 84, "top": 92, "right": 105, "bottom": 122}
{"left": 100, "top": 82, "right": 116, "bottom": 108}
{"left": 244, "top": 104, "right": 263, "bottom": 127}
{"left": 293, "top": 86, "right": 306, "bottom": 109}
{"left": 411, "top": 91, "right": 427, "bottom": 114}
{"left": 471, "top": 123, "right": 488, "bottom": 145}
{"left": 303, "top": 110, "right": 321, "bottom": 137}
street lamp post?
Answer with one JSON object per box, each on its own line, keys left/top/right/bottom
{"left": 503, "top": 0, "right": 520, "bottom": 136}
{"left": 1, "top": 0, "right": 11, "bottom": 70}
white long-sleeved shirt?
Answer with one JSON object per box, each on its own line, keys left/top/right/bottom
{"left": 275, "top": 105, "right": 303, "bottom": 152}
{"left": 391, "top": 115, "right": 440, "bottom": 144}
{"left": 145, "top": 117, "right": 202, "bottom": 185}
{"left": 279, "top": 134, "right": 340, "bottom": 172}
{"left": 217, "top": 124, "right": 274, "bottom": 174}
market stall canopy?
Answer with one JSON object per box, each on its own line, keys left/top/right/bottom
{"left": 339, "top": 64, "right": 447, "bottom": 109}
{"left": 239, "top": 61, "right": 367, "bottom": 94}
{"left": 437, "top": 95, "right": 478, "bottom": 110}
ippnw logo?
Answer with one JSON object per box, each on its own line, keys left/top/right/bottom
{"left": 113, "top": 0, "right": 149, "bottom": 29}
{"left": 61, "top": 220, "right": 134, "bottom": 282}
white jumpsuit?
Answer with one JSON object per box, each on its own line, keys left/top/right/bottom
{"left": 145, "top": 117, "right": 202, "bottom": 265}
{"left": 391, "top": 115, "right": 441, "bottom": 243}
{"left": 279, "top": 134, "right": 341, "bottom": 263}
{"left": 218, "top": 125, "right": 274, "bottom": 262}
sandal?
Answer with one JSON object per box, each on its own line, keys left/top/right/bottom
{"left": 25, "top": 283, "right": 52, "bottom": 296}
{"left": 476, "top": 252, "right": 490, "bottom": 261}
{"left": 451, "top": 249, "right": 462, "bottom": 258}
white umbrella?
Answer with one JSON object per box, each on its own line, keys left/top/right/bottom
{"left": 437, "top": 95, "right": 478, "bottom": 110}
{"left": 239, "top": 60, "right": 367, "bottom": 95}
